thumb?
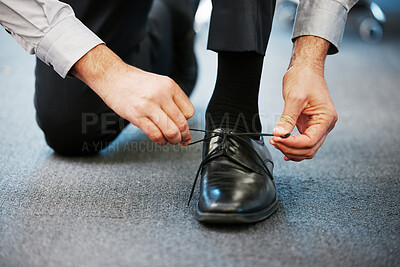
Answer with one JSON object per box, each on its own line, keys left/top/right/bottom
{"left": 273, "top": 100, "right": 304, "bottom": 136}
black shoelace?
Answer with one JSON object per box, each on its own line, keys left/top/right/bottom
{"left": 186, "top": 128, "right": 290, "bottom": 205}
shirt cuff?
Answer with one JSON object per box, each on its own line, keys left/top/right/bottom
{"left": 292, "top": 0, "right": 348, "bottom": 54}
{"left": 36, "top": 16, "right": 104, "bottom": 78}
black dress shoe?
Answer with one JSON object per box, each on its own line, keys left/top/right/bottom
{"left": 189, "top": 128, "right": 278, "bottom": 224}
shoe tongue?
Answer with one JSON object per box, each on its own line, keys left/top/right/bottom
{"left": 208, "top": 128, "right": 261, "bottom": 141}
{"left": 206, "top": 128, "right": 264, "bottom": 173}
{"left": 206, "top": 128, "right": 225, "bottom": 153}
{"left": 208, "top": 127, "right": 235, "bottom": 135}
{"left": 207, "top": 128, "right": 232, "bottom": 148}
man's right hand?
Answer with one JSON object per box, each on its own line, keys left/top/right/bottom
{"left": 70, "top": 44, "right": 195, "bottom": 146}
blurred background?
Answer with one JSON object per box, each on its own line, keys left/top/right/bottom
{"left": 0, "top": 1, "right": 399, "bottom": 266}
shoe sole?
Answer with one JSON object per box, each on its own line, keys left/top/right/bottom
{"left": 195, "top": 198, "right": 278, "bottom": 224}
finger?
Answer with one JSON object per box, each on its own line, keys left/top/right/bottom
{"left": 138, "top": 117, "right": 167, "bottom": 145}
{"left": 162, "top": 102, "right": 191, "bottom": 144}
{"left": 271, "top": 135, "right": 326, "bottom": 159}
{"left": 148, "top": 109, "right": 181, "bottom": 144}
{"left": 283, "top": 154, "right": 306, "bottom": 162}
{"left": 172, "top": 83, "right": 195, "bottom": 119}
{"left": 273, "top": 97, "right": 306, "bottom": 136}
{"left": 272, "top": 123, "right": 328, "bottom": 149}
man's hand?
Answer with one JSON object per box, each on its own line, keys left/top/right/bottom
{"left": 71, "top": 44, "right": 194, "bottom": 146}
{"left": 270, "top": 36, "right": 338, "bottom": 161}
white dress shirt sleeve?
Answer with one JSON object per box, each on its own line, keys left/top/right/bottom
{"left": 292, "top": 0, "right": 359, "bottom": 54}
{"left": 0, "top": 0, "right": 104, "bottom": 77}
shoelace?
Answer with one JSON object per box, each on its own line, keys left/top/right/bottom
{"left": 186, "top": 128, "right": 290, "bottom": 205}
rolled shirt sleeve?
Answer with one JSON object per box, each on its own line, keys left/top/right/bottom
{"left": 0, "top": 0, "right": 104, "bottom": 77}
{"left": 292, "top": 0, "right": 359, "bottom": 54}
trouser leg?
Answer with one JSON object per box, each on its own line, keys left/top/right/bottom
{"left": 132, "top": 0, "right": 174, "bottom": 77}
{"left": 133, "top": 0, "right": 199, "bottom": 96}
{"left": 207, "top": 0, "right": 276, "bottom": 55}
{"left": 205, "top": 0, "right": 276, "bottom": 133}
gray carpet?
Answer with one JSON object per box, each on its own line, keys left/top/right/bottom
{"left": 1, "top": 10, "right": 399, "bottom": 267}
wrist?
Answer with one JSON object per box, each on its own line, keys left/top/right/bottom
{"left": 70, "top": 44, "right": 126, "bottom": 99}
{"left": 289, "top": 36, "right": 330, "bottom": 75}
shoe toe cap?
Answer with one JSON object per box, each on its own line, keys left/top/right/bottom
{"left": 197, "top": 176, "right": 276, "bottom": 214}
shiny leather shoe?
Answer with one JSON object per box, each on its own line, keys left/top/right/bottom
{"left": 189, "top": 128, "right": 278, "bottom": 224}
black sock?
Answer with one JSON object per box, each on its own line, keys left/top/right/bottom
{"left": 206, "top": 51, "right": 264, "bottom": 133}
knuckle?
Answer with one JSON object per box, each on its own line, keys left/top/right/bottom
{"left": 138, "top": 119, "right": 152, "bottom": 132}
{"left": 288, "top": 156, "right": 302, "bottom": 162}
{"left": 280, "top": 114, "right": 297, "bottom": 126}
{"left": 165, "top": 128, "right": 179, "bottom": 140}
{"left": 163, "top": 77, "right": 177, "bottom": 91}
{"left": 307, "top": 137, "right": 320, "bottom": 149}
{"left": 287, "top": 93, "right": 306, "bottom": 104}
{"left": 332, "top": 113, "right": 339, "bottom": 124}
{"left": 311, "top": 141, "right": 320, "bottom": 149}
{"left": 157, "top": 86, "right": 169, "bottom": 96}
{"left": 150, "top": 132, "right": 163, "bottom": 142}
{"left": 294, "top": 156, "right": 305, "bottom": 162}
{"left": 135, "top": 100, "right": 151, "bottom": 111}
{"left": 305, "top": 152, "right": 315, "bottom": 159}
{"left": 163, "top": 76, "right": 173, "bottom": 84}
{"left": 177, "top": 120, "right": 188, "bottom": 132}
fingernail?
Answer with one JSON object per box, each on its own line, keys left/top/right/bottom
{"left": 273, "top": 126, "right": 285, "bottom": 135}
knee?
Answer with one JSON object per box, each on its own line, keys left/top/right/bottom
{"left": 41, "top": 125, "right": 105, "bottom": 156}
{"left": 37, "top": 114, "right": 123, "bottom": 156}
{"left": 44, "top": 132, "right": 107, "bottom": 156}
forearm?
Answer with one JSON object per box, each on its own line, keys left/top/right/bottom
{"left": 289, "top": 36, "right": 330, "bottom": 75}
